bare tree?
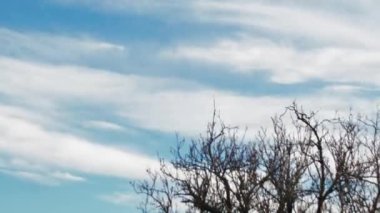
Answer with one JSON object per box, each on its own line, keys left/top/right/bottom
{"left": 131, "top": 168, "right": 178, "bottom": 213}
{"left": 132, "top": 103, "right": 380, "bottom": 213}
{"left": 353, "top": 111, "right": 380, "bottom": 213}
{"left": 132, "top": 109, "right": 268, "bottom": 212}
{"left": 258, "top": 113, "right": 311, "bottom": 213}
{"left": 287, "top": 103, "right": 379, "bottom": 212}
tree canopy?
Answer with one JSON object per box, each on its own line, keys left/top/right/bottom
{"left": 132, "top": 103, "right": 380, "bottom": 213}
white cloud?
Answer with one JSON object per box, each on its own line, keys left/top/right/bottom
{"left": 44, "top": 0, "right": 380, "bottom": 87}
{"left": 51, "top": 0, "right": 380, "bottom": 48}
{"left": 0, "top": 57, "right": 377, "bottom": 184}
{"left": 82, "top": 120, "right": 125, "bottom": 131}
{"left": 0, "top": 57, "right": 377, "bottom": 136}
{"left": 0, "top": 157, "right": 85, "bottom": 185}
{"left": 99, "top": 191, "right": 189, "bottom": 212}
{"left": 155, "top": 0, "right": 380, "bottom": 85}
{"left": 0, "top": 170, "right": 60, "bottom": 186}
{"left": 50, "top": 171, "right": 86, "bottom": 182}
{"left": 0, "top": 56, "right": 199, "bottom": 109}
{"left": 99, "top": 192, "right": 140, "bottom": 206}
{"left": 4, "top": 1, "right": 380, "bottom": 87}
{"left": 0, "top": 168, "right": 85, "bottom": 186}
{"left": 0, "top": 105, "right": 159, "bottom": 180}
{"left": 194, "top": 1, "right": 380, "bottom": 47}
{"left": 120, "top": 89, "right": 379, "bottom": 137}
{"left": 163, "top": 38, "right": 380, "bottom": 84}
{"left": 0, "top": 0, "right": 377, "bottom": 190}
{"left": 53, "top": 0, "right": 191, "bottom": 15}
{"left": 322, "top": 84, "right": 374, "bottom": 94}
{"left": 0, "top": 28, "right": 126, "bottom": 64}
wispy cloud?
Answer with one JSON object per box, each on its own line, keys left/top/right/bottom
{"left": 50, "top": 0, "right": 380, "bottom": 48}
{"left": 99, "top": 191, "right": 189, "bottom": 212}
{"left": 52, "top": 0, "right": 191, "bottom": 15}
{"left": 120, "top": 89, "right": 379, "bottom": 136}
{"left": 194, "top": 1, "right": 380, "bottom": 47}
{"left": 99, "top": 192, "right": 140, "bottom": 206}
{"left": 0, "top": 57, "right": 377, "bottom": 137}
{"left": 1, "top": 0, "right": 378, "bottom": 211}
{"left": 0, "top": 3, "right": 379, "bottom": 185}
{"left": 82, "top": 120, "right": 125, "bottom": 131}
{"left": 50, "top": 171, "right": 86, "bottom": 182}
{"left": 0, "top": 170, "right": 61, "bottom": 186}
{"left": 163, "top": 38, "right": 380, "bottom": 84}
{"left": 0, "top": 169, "right": 85, "bottom": 186}
{"left": 0, "top": 105, "right": 159, "bottom": 179}
{"left": 0, "top": 56, "right": 197, "bottom": 106}
{"left": 0, "top": 28, "right": 126, "bottom": 65}
{"left": 156, "top": 1, "right": 380, "bottom": 85}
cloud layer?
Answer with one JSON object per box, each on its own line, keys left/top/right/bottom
{"left": 0, "top": 105, "right": 159, "bottom": 180}
{"left": 1, "top": 0, "right": 379, "bottom": 189}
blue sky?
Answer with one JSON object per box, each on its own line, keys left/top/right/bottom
{"left": 0, "top": 0, "right": 379, "bottom": 212}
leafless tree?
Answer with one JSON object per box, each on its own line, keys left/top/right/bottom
{"left": 132, "top": 103, "right": 380, "bottom": 213}
{"left": 131, "top": 168, "right": 178, "bottom": 213}
{"left": 352, "top": 111, "right": 380, "bottom": 213}
{"left": 258, "top": 113, "right": 311, "bottom": 213}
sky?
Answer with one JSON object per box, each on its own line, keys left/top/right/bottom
{"left": 0, "top": 0, "right": 380, "bottom": 212}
